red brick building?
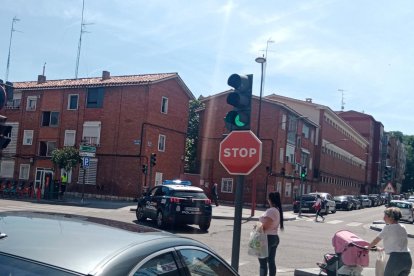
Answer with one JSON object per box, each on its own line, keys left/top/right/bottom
{"left": 266, "top": 95, "right": 369, "bottom": 195}
{"left": 337, "top": 110, "right": 384, "bottom": 193}
{"left": 198, "top": 92, "right": 318, "bottom": 206}
{"left": 0, "top": 71, "right": 194, "bottom": 199}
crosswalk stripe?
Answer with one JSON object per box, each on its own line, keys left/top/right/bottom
{"left": 346, "top": 222, "right": 362, "bottom": 227}
{"left": 326, "top": 220, "right": 343, "bottom": 224}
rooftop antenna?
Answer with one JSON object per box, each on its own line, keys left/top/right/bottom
{"left": 75, "top": 0, "right": 93, "bottom": 79}
{"left": 42, "top": 62, "right": 46, "bottom": 75}
{"left": 5, "top": 16, "right": 21, "bottom": 81}
{"left": 338, "top": 89, "right": 345, "bottom": 111}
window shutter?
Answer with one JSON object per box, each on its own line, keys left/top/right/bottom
{"left": 0, "top": 160, "right": 15, "bottom": 178}
{"left": 3, "top": 122, "right": 18, "bottom": 155}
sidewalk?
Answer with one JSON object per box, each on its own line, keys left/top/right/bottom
{"left": 210, "top": 204, "right": 297, "bottom": 221}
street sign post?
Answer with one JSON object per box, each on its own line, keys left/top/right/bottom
{"left": 83, "top": 157, "right": 90, "bottom": 168}
{"left": 219, "top": 130, "right": 262, "bottom": 175}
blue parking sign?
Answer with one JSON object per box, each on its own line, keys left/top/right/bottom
{"left": 83, "top": 157, "right": 90, "bottom": 168}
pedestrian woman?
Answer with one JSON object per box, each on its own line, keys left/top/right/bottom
{"left": 313, "top": 194, "right": 325, "bottom": 222}
{"left": 368, "top": 207, "right": 412, "bottom": 276}
{"left": 258, "top": 192, "right": 284, "bottom": 276}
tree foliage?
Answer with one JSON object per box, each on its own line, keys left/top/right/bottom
{"left": 185, "top": 98, "right": 204, "bottom": 173}
{"left": 51, "top": 147, "right": 82, "bottom": 171}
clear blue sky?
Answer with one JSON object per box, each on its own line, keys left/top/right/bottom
{"left": 1, "top": 0, "right": 413, "bottom": 135}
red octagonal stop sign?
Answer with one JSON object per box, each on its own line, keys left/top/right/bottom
{"left": 219, "top": 130, "right": 262, "bottom": 175}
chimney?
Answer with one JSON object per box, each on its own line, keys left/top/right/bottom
{"left": 305, "top": 98, "right": 312, "bottom": 103}
{"left": 102, "top": 71, "right": 110, "bottom": 80}
{"left": 37, "top": 75, "right": 46, "bottom": 84}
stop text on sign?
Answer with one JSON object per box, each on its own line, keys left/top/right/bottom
{"left": 223, "top": 147, "right": 257, "bottom": 158}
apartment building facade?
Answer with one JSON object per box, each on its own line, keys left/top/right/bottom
{"left": 265, "top": 95, "right": 369, "bottom": 195}
{"left": 0, "top": 71, "right": 194, "bottom": 199}
{"left": 337, "top": 110, "right": 384, "bottom": 193}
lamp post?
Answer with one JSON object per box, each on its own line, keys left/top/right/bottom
{"left": 255, "top": 56, "right": 266, "bottom": 137}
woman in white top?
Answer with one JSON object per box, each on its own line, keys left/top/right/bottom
{"left": 368, "top": 207, "right": 412, "bottom": 275}
{"left": 258, "top": 192, "right": 284, "bottom": 276}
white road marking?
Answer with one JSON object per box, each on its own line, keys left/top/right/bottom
{"left": 346, "top": 222, "right": 363, "bottom": 227}
{"left": 326, "top": 220, "right": 343, "bottom": 224}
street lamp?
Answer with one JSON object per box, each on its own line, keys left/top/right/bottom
{"left": 255, "top": 56, "right": 266, "bottom": 137}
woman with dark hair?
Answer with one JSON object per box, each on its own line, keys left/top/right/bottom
{"left": 368, "top": 207, "right": 412, "bottom": 275}
{"left": 258, "top": 192, "right": 284, "bottom": 276}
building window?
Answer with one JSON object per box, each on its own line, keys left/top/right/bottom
{"left": 78, "top": 158, "right": 97, "bottom": 185}
{"left": 82, "top": 121, "right": 101, "bottom": 146}
{"left": 19, "top": 164, "right": 30, "bottom": 180}
{"left": 2, "top": 122, "right": 18, "bottom": 156}
{"left": 279, "top": 148, "right": 284, "bottom": 164}
{"left": 39, "top": 141, "right": 56, "bottom": 157}
{"left": 158, "top": 135, "right": 166, "bottom": 152}
{"left": 86, "top": 88, "right": 104, "bottom": 108}
{"left": 221, "top": 178, "right": 233, "bottom": 193}
{"left": 286, "top": 144, "right": 295, "bottom": 164}
{"left": 23, "top": 130, "right": 33, "bottom": 145}
{"left": 281, "top": 114, "right": 287, "bottom": 130}
{"left": 0, "top": 160, "right": 14, "bottom": 178}
{"left": 26, "top": 96, "right": 37, "bottom": 111}
{"left": 41, "top": 112, "right": 59, "bottom": 127}
{"left": 68, "top": 94, "right": 79, "bottom": 110}
{"left": 64, "top": 130, "right": 76, "bottom": 147}
{"left": 285, "top": 182, "right": 292, "bottom": 197}
{"left": 161, "top": 97, "right": 168, "bottom": 114}
{"left": 302, "top": 124, "right": 310, "bottom": 139}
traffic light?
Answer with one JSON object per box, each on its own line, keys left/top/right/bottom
{"left": 300, "top": 166, "right": 307, "bottom": 181}
{"left": 224, "top": 74, "right": 253, "bottom": 131}
{"left": 150, "top": 153, "right": 157, "bottom": 167}
{"left": 383, "top": 166, "right": 392, "bottom": 181}
{"left": 0, "top": 86, "right": 6, "bottom": 110}
{"left": 142, "top": 164, "right": 148, "bottom": 175}
{"left": 0, "top": 123, "right": 12, "bottom": 149}
{"left": 4, "top": 82, "right": 13, "bottom": 102}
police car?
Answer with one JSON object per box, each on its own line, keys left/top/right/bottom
{"left": 136, "top": 180, "right": 212, "bottom": 231}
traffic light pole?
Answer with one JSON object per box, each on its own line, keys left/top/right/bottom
{"left": 231, "top": 175, "right": 244, "bottom": 272}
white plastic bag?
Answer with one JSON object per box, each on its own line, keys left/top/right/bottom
{"left": 375, "top": 250, "right": 385, "bottom": 276}
{"left": 247, "top": 222, "right": 268, "bottom": 258}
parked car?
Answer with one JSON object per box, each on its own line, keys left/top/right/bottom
{"left": 368, "top": 194, "right": 380, "bottom": 207}
{"left": 355, "top": 195, "right": 371, "bottom": 208}
{"left": 0, "top": 211, "right": 239, "bottom": 276}
{"left": 346, "top": 195, "right": 362, "bottom": 210}
{"left": 136, "top": 181, "right": 212, "bottom": 231}
{"left": 308, "top": 192, "right": 336, "bottom": 214}
{"left": 293, "top": 193, "right": 337, "bottom": 215}
{"left": 334, "top": 195, "right": 355, "bottom": 211}
{"left": 407, "top": 196, "right": 414, "bottom": 203}
{"left": 388, "top": 200, "right": 414, "bottom": 224}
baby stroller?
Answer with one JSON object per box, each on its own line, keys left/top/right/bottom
{"left": 318, "top": 230, "right": 370, "bottom": 276}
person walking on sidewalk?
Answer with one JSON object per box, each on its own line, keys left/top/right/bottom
{"left": 367, "top": 207, "right": 412, "bottom": 275}
{"left": 258, "top": 192, "right": 284, "bottom": 276}
{"left": 313, "top": 194, "right": 325, "bottom": 222}
{"left": 211, "top": 182, "right": 219, "bottom": 206}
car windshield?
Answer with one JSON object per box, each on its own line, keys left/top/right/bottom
{"left": 171, "top": 190, "right": 208, "bottom": 199}
{"left": 301, "top": 195, "right": 316, "bottom": 201}
{"left": 334, "top": 196, "right": 346, "bottom": 200}
{"left": 389, "top": 202, "right": 412, "bottom": 209}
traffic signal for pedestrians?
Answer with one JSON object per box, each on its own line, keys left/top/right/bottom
{"left": 224, "top": 74, "right": 253, "bottom": 131}
{"left": 150, "top": 153, "right": 157, "bottom": 167}
{"left": 0, "top": 123, "right": 12, "bottom": 149}
{"left": 142, "top": 164, "right": 148, "bottom": 175}
{"left": 300, "top": 166, "right": 307, "bottom": 181}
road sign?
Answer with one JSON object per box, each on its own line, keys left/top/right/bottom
{"left": 80, "top": 145, "right": 96, "bottom": 153}
{"left": 79, "top": 151, "right": 95, "bottom": 157}
{"left": 82, "top": 157, "right": 90, "bottom": 168}
{"left": 384, "top": 182, "right": 395, "bottom": 193}
{"left": 219, "top": 130, "right": 262, "bottom": 175}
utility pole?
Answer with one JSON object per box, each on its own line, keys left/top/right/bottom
{"left": 5, "top": 17, "right": 20, "bottom": 81}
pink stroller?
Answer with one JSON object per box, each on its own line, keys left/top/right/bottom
{"left": 318, "top": 230, "right": 370, "bottom": 276}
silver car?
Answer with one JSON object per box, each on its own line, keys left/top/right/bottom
{"left": 388, "top": 200, "right": 414, "bottom": 224}
{"left": 0, "top": 211, "right": 238, "bottom": 275}
{"left": 308, "top": 192, "right": 337, "bottom": 214}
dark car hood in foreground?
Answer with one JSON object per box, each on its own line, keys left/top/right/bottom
{"left": 0, "top": 211, "right": 206, "bottom": 275}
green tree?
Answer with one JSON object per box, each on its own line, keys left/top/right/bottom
{"left": 185, "top": 98, "right": 204, "bottom": 173}
{"left": 51, "top": 147, "right": 82, "bottom": 171}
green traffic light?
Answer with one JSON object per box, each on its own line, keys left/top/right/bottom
{"left": 234, "top": 114, "right": 246, "bottom": 127}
